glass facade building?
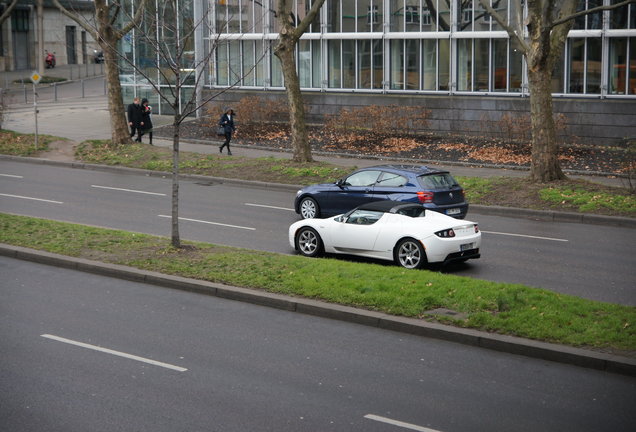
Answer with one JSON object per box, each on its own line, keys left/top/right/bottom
{"left": 208, "top": 0, "right": 636, "bottom": 98}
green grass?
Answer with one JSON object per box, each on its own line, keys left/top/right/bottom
{"left": 539, "top": 186, "right": 636, "bottom": 213}
{"left": 456, "top": 176, "right": 494, "bottom": 202}
{"left": 0, "top": 131, "right": 55, "bottom": 156}
{"left": 2, "top": 212, "right": 634, "bottom": 352}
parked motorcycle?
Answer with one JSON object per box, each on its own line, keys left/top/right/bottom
{"left": 93, "top": 49, "right": 104, "bottom": 64}
{"left": 45, "top": 50, "right": 56, "bottom": 69}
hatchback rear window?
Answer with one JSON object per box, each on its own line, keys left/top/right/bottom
{"left": 417, "top": 173, "right": 460, "bottom": 189}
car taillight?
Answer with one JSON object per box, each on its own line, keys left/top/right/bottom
{"left": 474, "top": 224, "right": 479, "bottom": 233}
{"left": 417, "top": 191, "right": 434, "bottom": 203}
{"left": 435, "top": 228, "right": 455, "bottom": 238}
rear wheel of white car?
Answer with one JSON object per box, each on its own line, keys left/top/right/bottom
{"left": 295, "top": 227, "right": 323, "bottom": 257}
{"left": 395, "top": 238, "right": 426, "bottom": 269}
{"left": 299, "top": 197, "right": 320, "bottom": 219}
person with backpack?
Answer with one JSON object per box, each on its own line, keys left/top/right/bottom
{"left": 218, "top": 107, "right": 236, "bottom": 155}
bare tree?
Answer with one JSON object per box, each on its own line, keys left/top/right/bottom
{"left": 112, "top": 0, "right": 254, "bottom": 248}
{"left": 53, "top": 0, "right": 148, "bottom": 145}
{"left": 273, "top": 0, "right": 326, "bottom": 163}
{"left": 479, "top": 0, "right": 636, "bottom": 182}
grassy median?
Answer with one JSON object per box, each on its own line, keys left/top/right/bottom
{"left": 2, "top": 212, "right": 634, "bottom": 353}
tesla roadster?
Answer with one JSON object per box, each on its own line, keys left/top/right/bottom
{"left": 289, "top": 201, "right": 481, "bottom": 269}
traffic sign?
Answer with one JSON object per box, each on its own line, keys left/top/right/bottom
{"left": 30, "top": 71, "right": 42, "bottom": 84}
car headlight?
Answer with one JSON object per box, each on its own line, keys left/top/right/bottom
{"left": 296, "top": 190, "right": 303, "bottom": 196}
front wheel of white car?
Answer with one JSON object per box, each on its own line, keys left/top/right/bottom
{"left": 395, "top": 238, "right": 426, "bottom": 269}
{"left": 295, "top": 227, "right": 323, "bottom": 257}
{"left": 299, "top": 197, "right": 320, "bottom": 219}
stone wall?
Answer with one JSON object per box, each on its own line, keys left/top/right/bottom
{"left": 205, "top": 89, "right": 636, "bottom": 147}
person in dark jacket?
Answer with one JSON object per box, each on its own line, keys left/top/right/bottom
{"left": 218, "top": 108, "right": 236, "bottom": 155}
{"left": 127, "top": 97, "right": 144, "bottom": 142}
{"left": 140, "top": 98, "right": 153, "bottom": 145}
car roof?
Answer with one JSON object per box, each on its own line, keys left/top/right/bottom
{"left": 354, "top": 200, "right": 423, "bottom": 213}
{"left": 363, "top": 164, "right": 448, "bottom": 176}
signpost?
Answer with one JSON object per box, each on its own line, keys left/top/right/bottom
{"left": 30, "top": 72, "right": 41, "bottom": 149}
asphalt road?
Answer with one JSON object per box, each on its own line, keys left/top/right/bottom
{"left": 1, "top": 159, "right": 635, "bottom": 305}
{"left": 2, "top": 257, "right": 635, "bottom": 432}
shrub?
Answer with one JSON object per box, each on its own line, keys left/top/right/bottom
{"left": 491, "top": 112, "right": 568, "bottom": 146}
{"left": 205, "top": 96, "right": 289, "bottom": 128}
{"left": 324, "top": 104, "right": 430, "bottom": 137}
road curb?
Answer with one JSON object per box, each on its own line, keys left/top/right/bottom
{"left": 2, "top": 154, "right": 634, "bottom": 228}
{"left": 1, "top": 243, "right": 634, "bottom": 377}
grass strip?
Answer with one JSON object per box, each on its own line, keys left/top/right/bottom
{"left": 1, "top": 212, "right": 634, "bottom": 352}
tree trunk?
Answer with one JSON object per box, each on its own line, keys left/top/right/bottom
{"left": 275, "top": 39, "right": 313, "bottom": 163}
{"left": 527, "top": 65, "right": 567, "bottom": 182}
{"left": 102, "top": 40, "right": 132, "bottom": 146}
{"left": 171, "top": 120, "right": 181, "bottom": 248}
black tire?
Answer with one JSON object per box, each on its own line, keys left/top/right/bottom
{"left": 394, "top": 238, "right": 426, "bottom": 269}
{"left": 295, "top": 227, "right": 323, "bottom": 257}
{"left": 299, "top": 197, "right": 320, "bottom": 219}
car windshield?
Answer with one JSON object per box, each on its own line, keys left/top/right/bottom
{"left": 418, "top": 173, "right": 459, "bottom": 189}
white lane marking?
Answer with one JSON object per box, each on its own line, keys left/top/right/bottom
{"left": 245, "top": 203, "right": 294, "bottom": 212}
{"left": 158, "top": 214, "right": 255, "bottom": 231}
{"left": 0, "top": 193, "right": 63, "bottom": 204}
{"left": 41, "top": 334, "right": 187, "bottom": 372}
{"left": 92, "top": 185, "right": 166, "bottom": 196}
{"left": 481, "top": 230, "right": 568, "bottom": 242}
{"left": 0, "top": 173, "right": 23, "bottom": 178}
{"left": 364, "top": 414, "right": 443, "bottom": 432}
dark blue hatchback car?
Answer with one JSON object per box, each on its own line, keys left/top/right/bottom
{"left": 294, "top": 164, "right": 469, "bottom": 219}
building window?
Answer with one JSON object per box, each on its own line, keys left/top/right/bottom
{"left": 405, "top": 6, "right": 419, "bottom": 24}
{"left": 367, "top": 5, "right": 379, "bottom": 25}
{"left": 11, "top": 9, "right": 29, "bottom": 32}
{"left": 567, "top": 38, "right": 602, "bottom": 94}
{"left": 421, "top": 8, "right": 431, "bottom": 26}
{"left": 609, "top": 37, "right": 636, "bottom": 95}
{"left": 205, "top": 0, "right": 635, "bottom": 99}
{"left": 610, "top": 1, "right": 636, "bottom": 29}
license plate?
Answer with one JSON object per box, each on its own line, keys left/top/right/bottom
{"left": 460, "top": 243, "right": 473, "bottom": 251}
{"left": 446, "top": 208, "right": 461, "bottom": 215}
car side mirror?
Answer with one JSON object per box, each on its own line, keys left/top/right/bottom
{"left": 335, "top": 215, "right": 344, "bottom": 223}
{"left": 336, "top": 179, "right": 345, "bottom": 188}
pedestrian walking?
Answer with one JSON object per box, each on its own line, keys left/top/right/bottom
{"left": 218, "top": 107, "right": 236, "bottom": 155}
{"left": 140, "top": 98, "right": 153, "bottom": 145}
{"left": 127, "top": 97, "right": 144, "bottom": 142}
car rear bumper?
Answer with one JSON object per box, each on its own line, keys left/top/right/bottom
{"left": 442, "top": 248, "right": 481, "bottom": 265}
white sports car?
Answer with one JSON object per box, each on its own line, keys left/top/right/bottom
{"left": 289, "top": 201, "right": 481, "bottom": 269}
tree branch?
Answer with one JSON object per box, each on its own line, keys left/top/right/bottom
{"left": 292, "top": 0, "right": 326, "bottom": 39}
{"left": 478, "top": 0, "right": 529, "bottom": 53}
{"left": 551, "top": 0, "right": 636, "bottom": 28}
{"left": 109, "top": 3, "right": 121, "bottom": 27}
{"left": 115, "top": 0, "right": 149, "bottom": 40}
